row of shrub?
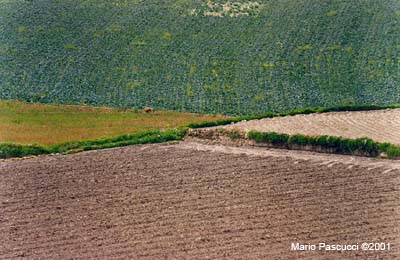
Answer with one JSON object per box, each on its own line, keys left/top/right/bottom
{"left": 187, "top": 104, "right": 400, "bottom": 128}
{"left": 0, "top": 129, "right": 186, "bottom": 159}
{"left": 247, "top": 131, "right": 400, "bottom": 158}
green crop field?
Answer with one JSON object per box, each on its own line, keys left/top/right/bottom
{"left": 1, "top": 0, "right": 399, "bottom": 115}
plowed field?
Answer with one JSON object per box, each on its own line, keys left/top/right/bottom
{"left": 222, "top": 109, "right": 400, "bottom": 145}
{"left": 1, "top": 142, "right": 399, "bottom": 259}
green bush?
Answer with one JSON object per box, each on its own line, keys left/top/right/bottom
{"left": 386, "top": 146, "right": 400, "bottom": 158}
{"left": 0, "top": 143, "right": 50, "bottom": 159}
{"left": 379, "top": 143, "right": 400, "bottom": 158}
{"left": 288, "top": 134, "right": 309, "bottom": 146}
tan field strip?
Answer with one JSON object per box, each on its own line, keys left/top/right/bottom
{"left": 1, "top": 142, "right": 399, "bottom": 259}
{"left": 221, "top": 108, "right": 400, "bottom": 145}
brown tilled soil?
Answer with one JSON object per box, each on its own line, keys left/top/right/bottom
{"left": 221, "top": 108, "right": 400, "bottom": 144}
{"left": 1, "top": 142, "right": 400, "bottom": 259}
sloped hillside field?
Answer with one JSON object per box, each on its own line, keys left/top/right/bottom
{"left": 1, "top": 0, "right": 400, "bottom": 114}
{"left": 221, "top": 108, "right": 400, "bottom": 145}
{"left": 1, "top": 142, "right": 399, "bottom": 259}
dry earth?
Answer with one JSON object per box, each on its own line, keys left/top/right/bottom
{"left": 221, "top": 108, "right": 400, "bottom": 145}
{"left": 1, "top": 141, "right": 399, "bottom": 259}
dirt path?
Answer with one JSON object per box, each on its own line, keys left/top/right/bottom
{"left": 1, "top": 142, "right": 399, "bottom": 259}
{"left": 221, "top": 108, "right": 400, "bottom": 144}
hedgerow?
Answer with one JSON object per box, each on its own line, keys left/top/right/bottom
{"left": 0, "top": 129, "right": 186, "bottom": 159}
{"left": 1, "top": 0, "right": 400, "bottom": 115}
{"left": 247, "top": 131, "right": 399, "bottom": 158}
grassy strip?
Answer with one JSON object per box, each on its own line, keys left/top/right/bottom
{"left": 247, "top": 131, "right": 400, "bottom": 158}
{"left": 0, "top": 129, "right": 186, "bottom": 159}
{"left": 187, "top": 104, "right": 400, "bottom": 128}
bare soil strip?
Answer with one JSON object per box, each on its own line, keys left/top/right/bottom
{"left": 179, "top": 140, "right": 400, "bottom": 170}
{"left": 1, "top": 142, "right": 399, "bottom": 259}
{"left": 220, "top": 108, "right": 400, "bottom": 145}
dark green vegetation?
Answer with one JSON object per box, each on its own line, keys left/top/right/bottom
{"left": 0, "top": 143, "right": 49, "bottom": 159}
{"left": 0, "top": 129, "right": 185, "bottom": 159}
{"left": 1, "top": 0, "right": 400, "bottom": 115}
{"left": 247, "top": 131, "right": 400, "bottom": 158}
{"left": 187, "top": 104, "right": 400, "bottom": 128}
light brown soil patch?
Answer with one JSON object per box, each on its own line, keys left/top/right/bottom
{"left": 1, "top": 142, "right": 399, "bottom": 259}
{"left": 221, "top": 108, "right": 400, "bottom": 144}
